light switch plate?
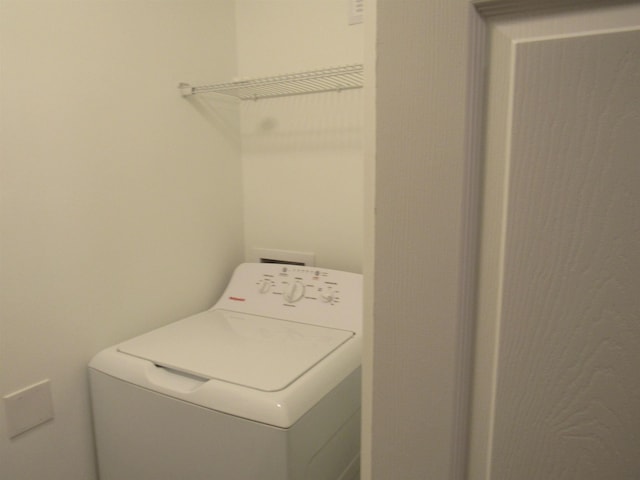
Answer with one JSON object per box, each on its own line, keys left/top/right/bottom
{"left": 348, "top": 0, "right": 363, "bottom": 25}
{"left": 3, "top": 379, "right": 54, "bottom": 438}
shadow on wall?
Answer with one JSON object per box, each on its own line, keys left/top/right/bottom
{"left": 179, "top": 88, "right": 363, "bottom": 153}
{"left": 181, "top": 93, "right": 242, "bottom": 145}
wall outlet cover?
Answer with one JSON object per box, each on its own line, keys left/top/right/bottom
{"left": 3, "top": 379, "right": 54, "bottom": 438}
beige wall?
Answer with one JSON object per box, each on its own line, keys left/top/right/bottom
{"left": 1, "top": 2, "right": 367, "bottom": 478}
{"left": 236, "top": 0, "right": 365, "bottom": 273}
{"left": 0, "top": 1, "right": 242, "bottom": 479}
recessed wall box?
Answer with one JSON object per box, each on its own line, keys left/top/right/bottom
{"left": 250, "top": 248, "right": 316, "bottom": 266}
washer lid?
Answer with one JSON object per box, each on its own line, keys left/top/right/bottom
{"left": 117, "top": 309, "right": 354, "bottom": 392}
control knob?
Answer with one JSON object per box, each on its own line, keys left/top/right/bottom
{"left": 282, "top": 281, "right": 305, "bottom": 303}
{"left": 319, "top": 288, "right": 336, "bottom": 303}
{"left": 258, "top": 279, "right": 272, "bottom": 294}
{"left": 319, "top": 286, "right": 337, "bottom": 303}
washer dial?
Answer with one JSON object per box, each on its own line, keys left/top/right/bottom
{"left": 257, "top": 279, "right": 272, "bottom": 294}
{"left": 282, "top": 280, "right": 306, "bottom": 303}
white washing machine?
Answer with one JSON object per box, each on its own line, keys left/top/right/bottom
{"left": 89, "top": 262, "right": 362, "bottom": 480}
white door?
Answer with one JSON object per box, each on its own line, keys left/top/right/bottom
{"left": 365, "top": 1, "right": 640, "bottom": 479}
{"left": 471, "top": 4, "right": 640, "bottom": 480}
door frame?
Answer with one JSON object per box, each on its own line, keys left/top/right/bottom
{"left": 362, "top": 0, "right": 636, "bottom": 479}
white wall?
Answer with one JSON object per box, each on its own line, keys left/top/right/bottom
{"left": 0, "top": 2, "right": 242, "bottom": 479}
{"left": 236, "top": 0, "right": 365, "bottom": 273}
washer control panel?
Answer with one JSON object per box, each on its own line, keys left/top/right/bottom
{"left": 213, "top": 263, "right": 362, "bottom": 333}
{"left": 256, "top": 266, "right": 343, "bottom": 306}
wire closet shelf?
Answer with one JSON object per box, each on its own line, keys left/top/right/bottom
{"left": 179, "top": 64, "right": 363, "bottom": 101}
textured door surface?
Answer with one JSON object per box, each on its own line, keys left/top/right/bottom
{"left": 473, "top": 6, "right": 640, "bottom": 480}
{"left": 365, "top": 2, "right": 640, "bottom": 479}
